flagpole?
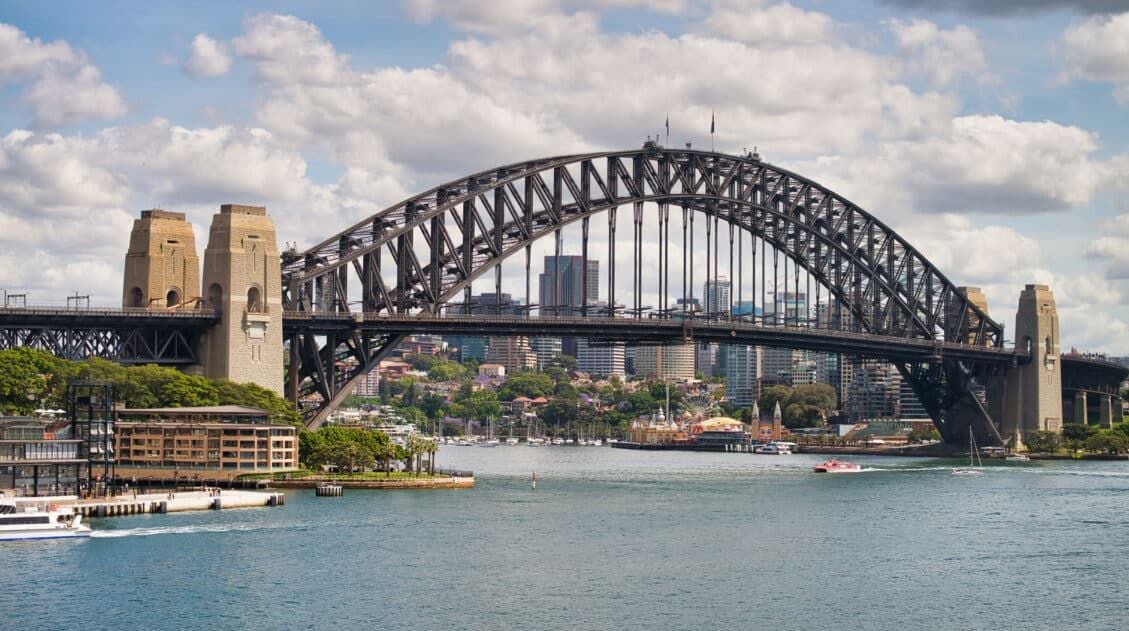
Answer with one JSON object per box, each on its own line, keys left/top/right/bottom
{"left": 710, "top": 110, "right": 715, "bottom": 152}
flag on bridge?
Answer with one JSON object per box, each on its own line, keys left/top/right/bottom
{"left": 710, "top": 110, "right": 715, "bottom": 135}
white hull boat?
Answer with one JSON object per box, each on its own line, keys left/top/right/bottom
{"left": 0, "top": 496, "right": 91, "bottom": 541}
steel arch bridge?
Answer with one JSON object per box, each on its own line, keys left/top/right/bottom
{"left": 282, "top": 143, "right": 1018, "bottom": 443}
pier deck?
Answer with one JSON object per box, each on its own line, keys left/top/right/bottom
{"left": 70, "top": 489, "right": 285, "bottom": 518}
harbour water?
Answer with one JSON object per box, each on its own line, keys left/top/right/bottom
{"left": 4, "top": 448, "right": 1128, "bottom": 630}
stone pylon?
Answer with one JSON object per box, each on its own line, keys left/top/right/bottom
{"left": 1004, "top": 284, "right": 1063, "bottom": 447}
{"left": 122, "top": 210, "right": 200, "bottom": 309}
{"left": 200, "top": 204, "right": 284, "bottom": 395}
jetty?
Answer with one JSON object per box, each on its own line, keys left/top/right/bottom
{"left": 69, "top": 489, "right": 285, "bottom": 518}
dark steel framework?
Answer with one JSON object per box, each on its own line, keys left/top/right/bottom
{"left": 0, "top": 308, "right": 215, "bottom": 364}
{"left": 283, "top": 144, "right": 1015, "bottom": 442}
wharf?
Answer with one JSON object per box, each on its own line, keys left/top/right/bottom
{"left": 70, "top": 489, "right": 285, "bottom": 518}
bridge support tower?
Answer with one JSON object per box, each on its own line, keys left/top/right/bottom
{"left": 200, "top": 205, "right": 284, "bottom": 395}
{"left": 1004, "top": 284, "right": 1062, "bottom": 447}
{"left": 122, "top": 210, "right": 200, "bottom": 309}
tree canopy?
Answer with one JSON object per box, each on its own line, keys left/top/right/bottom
{"left": 0, "top": 348, "right": 300, "bottom": 425}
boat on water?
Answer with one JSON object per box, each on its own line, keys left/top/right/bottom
{"left": 813, "top": 459, "right": 862, "bottom": 474}
{"left": 504, "top": 437, "right": 519, "bottom": 446}
{"left": 952, "top": 428, "right": 985, "bottom": 476}
{"left": 551, "top": 438, "right": 564, "bottom": 446}
{"left": 1005, "top": 453, "right": 1030, "bottom": 462}
{"left": 754, "top": 442, "right": 792, "bottom": 455}
{"left": 0, "top": 496, "right": 91, "bottom": 541}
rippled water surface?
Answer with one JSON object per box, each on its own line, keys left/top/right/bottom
{"left": 3, "top": 448, "right": 1128, "bottom": 630}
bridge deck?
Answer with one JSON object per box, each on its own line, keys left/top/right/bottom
{"left": 0, "top": 307, "right": 1025, "bottom": 364}
{"left": 282, "top": 313, "right": 1023, "bottom": 364}
{"left": 0, "top": 307, "right": 218, "bottom": 327}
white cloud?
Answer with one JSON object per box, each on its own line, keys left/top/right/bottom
{"left": 233, "top": 14, "right": 350, "bottom": 85}
{"left": 402, "top": 0, "right": 688, "bottom": 35}
{"left": 184, "top": 33, "right": 232, "bottom": 78}
{"left": 0, "top": 129, "right": 127, "bottom": 214}
{"left": 22, "top": 64, "right": 127, "bottom": 126}
{"left": 801, "top": 115, "right": 1111, "bottom": 216}
{"left": 1058, "top": 12, "right": 1129, "bottom": 104}
{"left": 702, "top": 3, "right": 834, "bottom": 46}
{"left": 0, "top": 22, "right": 126, "bottom": 126}
{"left": 1084, "top": 213, "right": 1129, "bottom": 275}
{"left": 889, "top": 18, "right": 990, "bottom": 87}
{"left": 0, "top": 22, "right": 79, "bottom": 81}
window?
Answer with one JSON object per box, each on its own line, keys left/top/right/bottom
{"left": 247, "top": 286, "right": 262, "bottom": 313}
{"left": 207, "top": 283, "right": 223, "bottom": 311}
{"left": 128, "top": 287, "right": 144, "bottom": 308}
{"left": 166, "top": 289, "right": 180, "bottom": 307}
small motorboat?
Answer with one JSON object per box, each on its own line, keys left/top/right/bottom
{"left": 1005, "top": 453, "right": 1030, "bottom": 462}
{"left": 813, "top": 459, "right": 862, "bottom": 474}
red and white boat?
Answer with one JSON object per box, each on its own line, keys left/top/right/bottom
{"left": 813, "top": 459, "right": 862, "bottom": 474}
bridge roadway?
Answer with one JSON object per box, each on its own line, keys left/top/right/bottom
{"left": 0, "top": 306, "right": 1024, "bottom": 365}
{"left": 282, "top": 312, "right": 1024, "bottom": 365}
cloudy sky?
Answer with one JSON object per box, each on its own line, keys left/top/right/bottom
{"left": 1, "top": 0, "right": 1127, "bottom": 351}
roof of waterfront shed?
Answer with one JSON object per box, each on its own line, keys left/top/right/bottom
{"left": 117, "top": 405, "right": 269, "bottom": 417}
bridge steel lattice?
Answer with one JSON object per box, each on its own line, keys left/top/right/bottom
{"left": 283, "top": 145, "right": 1018, "bottom": 442}
{"left": 0, "top": 308, "right": 216, "bottom": 364}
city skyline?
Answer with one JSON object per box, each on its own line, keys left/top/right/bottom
{"left": 1, "top": 2, "right": 1128, "bottom": 353}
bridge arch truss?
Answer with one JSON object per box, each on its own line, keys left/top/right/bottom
{"left": 283, "top": 145, "right": 1008, "bottom": 440}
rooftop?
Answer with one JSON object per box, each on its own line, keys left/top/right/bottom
{"left": 118, "top": 405, "right": 270, "bottom": 417}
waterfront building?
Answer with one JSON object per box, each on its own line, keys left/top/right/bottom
{"left": 633, "top": 342, "right": 695, "bottom": 381}
{"left": 577, "top": 338, "right": 626, "bottom": 378}
{"left": 446, "top": 292, "right": 522, "bottom": 362}
{"left": 845, "top": 359, "right": 901, "bottom": 421}
{"left": 353, "top": 368, "right": 380, "bottom": 397}
{"left": 772, "top": 291, "right": 809, "bottom": 326}
{"left": 724, "top": 344, "right": 761, "bottom": 406}
{"left": 478, "top": 363, "right": 506, "bottom": 377}
{"left": 898, "top": 379, "right": 930, "bottom": 420}
{"left": 114, "top": 406, "right": 298, "bottom": 479}
{"left": 485, "top": 337, "right": 537, "bottom": 373}
{"left": 529, "top": 337, "right": 563, "bottom": 370}
{"left": 0, "top": 416, "right": 85, "bottom": 496}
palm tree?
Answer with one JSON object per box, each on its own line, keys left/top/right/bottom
{"left": 423, "top": 438, "right": 438, "bottom": 476}
{"left": 378, "top": 441, "right": 396, "bottom": 478}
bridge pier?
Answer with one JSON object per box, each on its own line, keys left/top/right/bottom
{"left": 1098, "top": 394, "right": 1114, "bottom": 428}
{"left": 1003, "top": 284, "right": 1063, "bottom": 448}
{"left": 200, "top": 205, "right": 284, "bottom": 395}
{"left": 1070, "top": 391, "right": 1088, "bottom": 425}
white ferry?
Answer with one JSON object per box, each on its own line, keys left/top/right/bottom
{"left": 0, "top": 496, "right": 91, "bottom": 541}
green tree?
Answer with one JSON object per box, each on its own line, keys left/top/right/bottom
{"left": 540, "top": 398, "right": 578, "bottom": 429}
{"left": 781, "top": 384, "right": 836, "bottom": 428}
{"left": 300, "top": 426, "right": 388, "bottom": 471}
{"left": 551, "top": 354, "right": 578, "bottom": 370}
{"left": 1025, "top": 430, "right": 1061, "bottom": 454}
{"left": 0, "top": 348, "right": 53, "bottom": 414}
{"left": 427, "top": 360, "right": 467, "bottom": 382}
{"left": 758, "top": 385, "right": 793, "bottom": 417}
{"left": 497, "top": 372, "right": 554, "bottom": 400}
{"left": 1084, "top": 431, "right": 1129, "bottom": 454}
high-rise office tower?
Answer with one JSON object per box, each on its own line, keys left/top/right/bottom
{"left": 446, "top": 292, "right": 522, "bottom": 362}
{"left": 539, "top": 255, "right": 599, "bottom": 355}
